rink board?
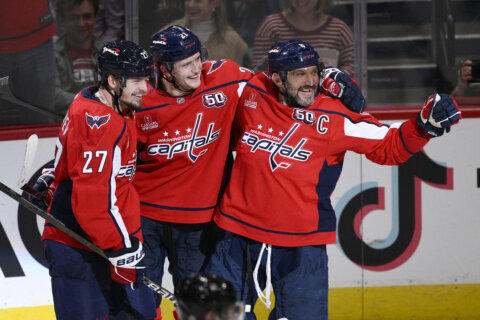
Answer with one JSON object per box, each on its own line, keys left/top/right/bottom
{"left": 0, "top": 117, "right": 479, "bottom": 319}
{"left": 2, "top": 284, "right": 480, "bottom": 319}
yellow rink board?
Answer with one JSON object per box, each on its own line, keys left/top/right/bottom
{"left": 1, "top": 283, "right": 479, "bottom": 320}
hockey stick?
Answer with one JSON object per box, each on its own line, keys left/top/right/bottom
{"left": 0, "top": 181, "right": 177, "bottom": 304}
{"left": 17, "top": 134, "right": 44, "bottom": 199}
{"left": 18, "top": 134, "right": 38, "bottom": 188}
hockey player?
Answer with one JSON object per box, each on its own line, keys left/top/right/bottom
{"left": 175, "top": 273, "right": 245, "bottom": 320}
{"left": 41, "top": 40, "right": 157, "bottom": 319}
{"left": 133, "top": 25, "right": 254, "bottom": 313}
{"left": 134, "top": 25, "right": 365, "bottom": 314}
{"left": 205, "top": 40, "right": 462, "bottom": 319}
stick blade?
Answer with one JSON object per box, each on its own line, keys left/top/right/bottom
{"left": 18, "top": 134, "right": 38, "bottom": 189}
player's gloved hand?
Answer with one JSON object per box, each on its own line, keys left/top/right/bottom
{"left": 106, "top": 236, "right": 146, "bottom": 290}
{"left": 320, "top": 67, "right": 366, "bottom": 113}
{"left": 28, "top": 164, "right": 55, "bottom": 209}
{"left": 416, "top": 93, "right": 462, "bottom": 137}
{"left": 32, "top": 164, "right": 55, "bottom": 193}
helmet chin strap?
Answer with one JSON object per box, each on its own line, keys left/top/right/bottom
{"left": 104, "top": 85, "right": 124, "bottom": 114}
{"left": 157, "top": 63, "right": 194, "bottom": 96}
{"left": 162, "top": 73, "right": 193, "bottom": 96}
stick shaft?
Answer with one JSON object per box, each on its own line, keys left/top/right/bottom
{"left": 0, "top": 181, "right": 176, "bottom": 303}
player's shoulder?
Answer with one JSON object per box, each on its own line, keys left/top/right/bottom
{"left": 141, "top": 88, "right": 171, "bottom": 110}
{"left": 246, "top": 72, "right": 272, "bottom": 92}
{"left": 312, "top": 94, "right": 370, "bottom": 120}
{"left": 68, "top": 87, "right": 123, "bottom": 132}
{"left": 202, "top": 58, "right": 239, "bottom": 70}
{"left": 201, "top": 59, "right": 253, "bottom": 83}
{"left": 311, "top": 94, "right": 346, "bottom": 112}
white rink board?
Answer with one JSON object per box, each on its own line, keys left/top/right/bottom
{"left": 329, "top": 119, "right": 480, "bottom": 288}
{"left": 0, "top": 119, "right": 479, "bottom": 309}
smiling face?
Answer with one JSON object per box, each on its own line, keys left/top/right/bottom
{"left": 167, "top": 52, "right": 203, "bottom": 93}
{"left": 290, "top": 0, "right": 320, "bottom": 15}
{"left": 62, "top": 0, "right": 96, "bottom": 45}
{"left": 184, "top": 0, "right": 217, "bottom": 22}
{"left": 118, "top": 77, "right": 149, "bottom": 111}
{"left": 276, "top": 65, "right": 320, "bottom": 108}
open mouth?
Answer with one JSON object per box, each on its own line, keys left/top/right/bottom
{"left": 188, "top": 74, "right": 201, "bottom": 81}
{"left": 187, "top": 9, "right": 201, "bottom": 17}
{"left": 298, "top": 87, "right": 315, "bottom": 98}
{"left": 296, "top": 0, "right": 310, "bottom": 7}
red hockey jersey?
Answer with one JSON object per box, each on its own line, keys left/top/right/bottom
{"left": 42, "top": 86, "right": 141, "bottom": 251}
{"left": 134, "top": 59, "right": 254, "bottom": 223}
{"left": 214, "top": 72, "right": 432, "bottom": 247}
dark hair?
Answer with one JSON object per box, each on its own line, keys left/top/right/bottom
{"left": 97, "top": 40, "right": 153, "bottom": 87}
{"left": 56, "top": 0, "right": 100, "bottom": 18}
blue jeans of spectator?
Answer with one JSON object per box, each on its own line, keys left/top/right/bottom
{"left": 205, "top": 231, "right": 329, "bottom": 320}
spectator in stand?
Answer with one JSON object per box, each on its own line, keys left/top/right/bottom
{"left": 225, "top": 0, "right": 285, "bottom": 48}
{"left": 252, "top": 0, "right": 354, "bottom": 76}
{"left": 93, "top": 0, "right": 125, "bottom": 43}
{"left": 451, "top": 59, "right": 480, "bottom": 97}
{"left": 161, "top": 0, "right": 249, "bottom": 65}
{"left": 54, "top": 0, "right": 104, "bottom": 115}
{"left": 0, "top": 1, "right": 56, "bottom": 124}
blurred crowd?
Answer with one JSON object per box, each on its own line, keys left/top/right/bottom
{"left": 0, "top": 0, "right": 477, "bottom": 126}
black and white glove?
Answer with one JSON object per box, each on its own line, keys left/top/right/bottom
{"left": 416, "top": 93, "right": 462, "bottom": 137}
{"left": 320, "top": 67, "right": 366, "bottom": 113}
{"left": 106, "top": 237, "right": 146, "bottom": 290}
{"left": 32, "top": 164, "right": 55, "bottom": 194}
{"left": 28, "top": 163, "right": 55, "bottom": 209}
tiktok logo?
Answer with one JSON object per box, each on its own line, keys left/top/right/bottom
{"left": 336, "top": 151, "right": 454, "bottom": 271}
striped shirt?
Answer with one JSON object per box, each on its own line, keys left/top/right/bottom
{"left": 252, "top": 13, "right": 354, "bottom": 76}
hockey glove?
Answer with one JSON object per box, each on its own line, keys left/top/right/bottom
{"left": 416, "top": 93, "right": 462, "bottom": 137}
{"left": 28, "top": 164, "right": 55, "bottom": 209}
{"left": 320, "top": 67, "right": 366, "bottom": 113}
{"left": 106, "top": 236, "right": 146, "bottom": 290}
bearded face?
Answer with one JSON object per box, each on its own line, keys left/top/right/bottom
{"left": 282, "top": 65, "right": 320, "bottom": 108}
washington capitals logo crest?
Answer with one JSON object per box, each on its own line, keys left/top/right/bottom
{"left": 86, "top": 112, "right": 110, "bottom": 129}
